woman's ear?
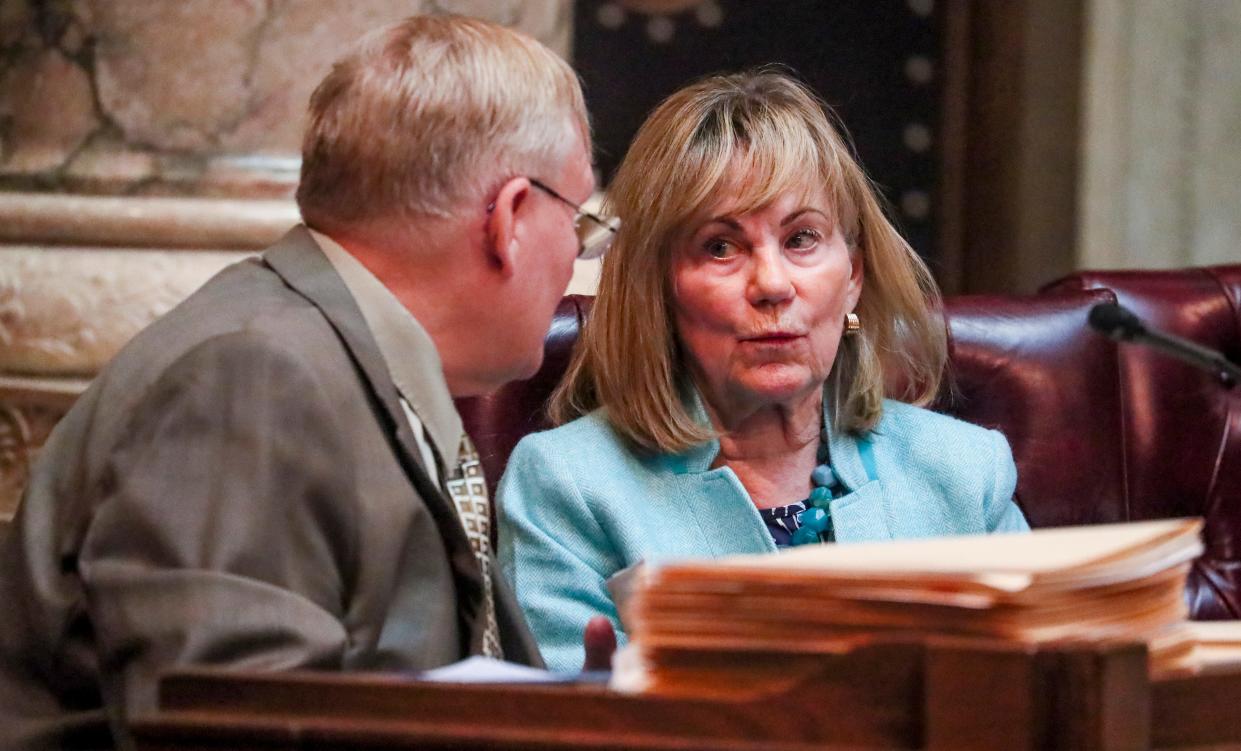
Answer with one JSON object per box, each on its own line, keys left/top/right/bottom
{"left": 846, "top": 246, "right": 865, "bottom": 311}
{"left": 485, "top": 176, "right": 532, "bottom": 278}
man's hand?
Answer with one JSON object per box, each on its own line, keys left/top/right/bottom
{"left": 581, "top": 616, "right": 616, "bottom": 672}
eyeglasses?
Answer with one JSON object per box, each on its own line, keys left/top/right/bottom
{"left": 529, "top": 178, "right": 619, "bottom": 260}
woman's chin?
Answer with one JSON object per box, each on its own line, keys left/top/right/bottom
{"left": 729, "top": 366, "right": 822, "bottom": 405}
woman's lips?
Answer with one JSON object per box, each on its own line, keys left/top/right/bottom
{"left": 740, "top": 332, "right": 805, "bottom": 344}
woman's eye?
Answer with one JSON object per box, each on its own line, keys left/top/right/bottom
{"left": 786, "top": 229, "right": 821, "bottom": 251}
{"left": 704, "top": 238, "right": 736, "bottom": 259}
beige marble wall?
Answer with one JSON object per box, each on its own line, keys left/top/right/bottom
{"left": 0, "top": 0, "right": 571, "bottom": 195}
{"left": 0, "top": 0, "right": 574, "bottom": 520}
{"left": 0, "top": 0, "right": 571, "bottom": 196}
{"left": 1078, "top": 0, "right": 1241, "bottom": 269}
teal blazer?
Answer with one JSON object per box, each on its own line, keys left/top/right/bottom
{"left": 496, "top": 398, "right": 1030, "bottom": 671}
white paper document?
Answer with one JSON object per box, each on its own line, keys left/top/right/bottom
{"left": 417, "top": 656, "right": 563, "bottom": 684}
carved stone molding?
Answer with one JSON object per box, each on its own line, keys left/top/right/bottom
{"left": 0, "top": 245, "right": 250, "bottom": 375}
{"left": 0, "top": 375, "right": 86, "bottom": 520}
{"left": 0, "top": 402, "right": 32, "bottom": 519}
{"left": 0, "top": 192, "right": 300, "bottom": 250}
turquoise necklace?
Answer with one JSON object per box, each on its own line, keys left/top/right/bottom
{"left": 789, "top": 426, "right": 839, "bottom": 546}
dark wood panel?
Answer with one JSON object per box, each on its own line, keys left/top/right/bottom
{"left": 146, "top": 643, "right": 927, "bottom": 750}
{"left": 574, "top": 0, "right": 943, "bottom": 266}
{"left": 1153, "top": 670, "right": 1241, "bottom": 749}
{"left": 127, "top": 639, "right": 1241, "bottom": 751}
{"left": 939, "top": 0, "right": 1084, "bottom": 294}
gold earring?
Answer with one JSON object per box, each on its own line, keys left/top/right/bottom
{"left": 845, "top": 312, "right": 861, "bottom": 335}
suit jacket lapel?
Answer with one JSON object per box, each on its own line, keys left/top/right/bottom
{"left": 261, "top": 226, "right": 486, "bottom": 654}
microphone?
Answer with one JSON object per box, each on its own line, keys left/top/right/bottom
{"left": 1088, "top": 302, "right": 1241, "bottom": 389}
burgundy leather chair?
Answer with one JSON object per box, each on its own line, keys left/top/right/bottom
{"left": 457, "top": 265, "right": 1241, "bottom": 620}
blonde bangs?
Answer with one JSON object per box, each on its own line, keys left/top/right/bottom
{"left": 668, "top": 97, "right": 860, "bottom": 247}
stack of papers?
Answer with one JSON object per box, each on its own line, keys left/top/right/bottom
{"left": 1159, "top": 621, "right": 1241, "bottom": 677}
{"left": 617, "top": 519, "right": 1234, "bottom": 693}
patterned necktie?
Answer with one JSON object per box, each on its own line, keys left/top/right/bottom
{"left": 445, "top": 434, "right": 503, "bottom": 659}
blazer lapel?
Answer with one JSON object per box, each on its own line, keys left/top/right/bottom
{"left": 825, "top": 402, "right": 895, "bottom": 542}
{"left": 262, "top": 226, "right": 486, "bottom": 653}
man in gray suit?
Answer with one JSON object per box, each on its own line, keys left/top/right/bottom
{"left": 0, "top": 15, "right": 608, "bottom": 750}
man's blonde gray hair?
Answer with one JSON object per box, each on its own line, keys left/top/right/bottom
{"left": 550, "top": 69, "right": 947, "bottom": 453}
{"left": 297, "top": 15, "right": 588, "bottom": 228}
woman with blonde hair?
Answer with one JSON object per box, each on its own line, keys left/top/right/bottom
{"left": 497, "top": 69, "right": 1029, "bottom": 671}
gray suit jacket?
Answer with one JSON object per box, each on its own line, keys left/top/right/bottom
{"left": 0, "top": 226, "right": 541, "bottom": 750}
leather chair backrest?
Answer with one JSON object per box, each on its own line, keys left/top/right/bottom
{"left": 458, "top": 266, "right": 1241, "bottom": 619}
{"left": 1043, "top": 266, "right": 1241, "bottom": 619}
{"left": 937, "top": 289, "right": 1128, "bottom": 527}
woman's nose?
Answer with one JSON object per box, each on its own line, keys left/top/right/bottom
{"left": 747, "top": 246, "right": 795, "bottom": 306}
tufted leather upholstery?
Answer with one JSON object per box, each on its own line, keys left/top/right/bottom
{"left": 456, "top": 265, "right": 1241, "bottom": 620}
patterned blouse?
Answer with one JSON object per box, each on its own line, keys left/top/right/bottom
{"left": 760, "top": 500, "right": 818, "bottom": 548}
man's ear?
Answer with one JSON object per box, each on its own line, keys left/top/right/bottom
{"left": 485, "top": 176, "right": 533, "bottom": 278}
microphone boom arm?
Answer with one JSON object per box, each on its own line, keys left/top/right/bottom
{"left": 1088, "top": 302, "right": 1241, "bottom": 390}
{"left": 1139, "top": 328, "right": 1241, "bottom": 389}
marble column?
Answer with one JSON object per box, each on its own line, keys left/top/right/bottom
{"left": 0, "top": 0, "right": 573, "bottom": 519}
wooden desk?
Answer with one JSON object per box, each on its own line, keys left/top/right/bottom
{"left": 131, "top": 641, "right": 1241, "bottom": 751}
